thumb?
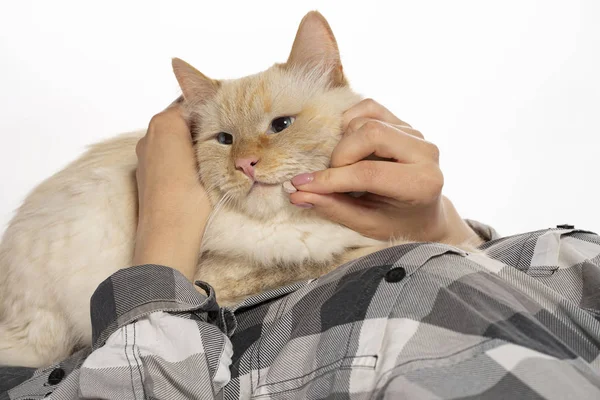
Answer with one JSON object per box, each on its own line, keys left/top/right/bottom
{"left": 289, "top": 192, "right": 383, "bottom": 239}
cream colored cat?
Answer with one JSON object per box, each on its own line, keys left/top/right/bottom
{"left": 0, "top": 11, "right": 477, "bottom": 368}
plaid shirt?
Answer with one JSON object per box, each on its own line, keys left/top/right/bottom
{"left": 5, "top": 221, "right": 600, "bottom": 399}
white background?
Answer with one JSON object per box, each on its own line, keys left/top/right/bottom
{"left": 0, "top": 0, "right": 598, "bottom": 238}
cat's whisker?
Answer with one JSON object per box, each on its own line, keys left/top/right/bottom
{"left": 203, "top": 182, "right": 222, "bottom": 196}
{"left": 201, "top": 190, "right": 233, "bottom": 251}
{"left": 206, "top": 191, "right": 231, "bottom": 228}
{"left": 200, "top": 192, "right": 238, "bottom": 253}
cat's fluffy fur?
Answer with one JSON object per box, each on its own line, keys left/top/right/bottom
{"left": 0, "top": 12, "right": 471, "bottom": 368}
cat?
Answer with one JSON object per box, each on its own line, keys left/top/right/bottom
{"left": 0, "top": 11, "right": 480, "bottom": 368}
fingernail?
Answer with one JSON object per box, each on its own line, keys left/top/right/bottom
{"left": 292, "top": 172, "right": 314, "bottom": 187}
{"left": 294, "top": 202, "right": 313, "bottom": 209}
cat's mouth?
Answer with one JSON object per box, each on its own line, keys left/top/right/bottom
{"left": 252, "top": 181, "right": 278, "bottom": 188}
{"left": 247, "top": 179, "right": 288, "bottom": 196}
{"left": 250, "top": 180, "right": 280, "bottom": 189}
{"left": 243, "top": 177, "right": 295, "bottom": 197}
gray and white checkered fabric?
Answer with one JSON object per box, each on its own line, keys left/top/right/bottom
{"left": 6, "top": 223, "right": 600, "bottom": 399}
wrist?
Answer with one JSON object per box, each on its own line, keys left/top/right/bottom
{"left": 440, "top": 196, "right": 485, "bottom": 248}
{"left": 132, "top": 216, "right": 205, "bottom": 280}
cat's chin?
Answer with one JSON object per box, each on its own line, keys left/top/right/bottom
{"left": 239, "top": 182, "right": 297, "bottom": 220}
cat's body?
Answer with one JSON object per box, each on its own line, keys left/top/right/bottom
{"left": 0, "top": 133, "right": 141, "bottom": 367}
{"left": 0, "top": 12, "right": 474, "bottom": 368}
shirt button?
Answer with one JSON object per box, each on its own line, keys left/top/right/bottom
{"left": 47, "top": 367, "right": 65, "bottom": 385}
{"left": 556, "top": 224, "right": 575, "bottom": 229}
{"left": 385, "top": 267, "right": 407, "bottom": 283}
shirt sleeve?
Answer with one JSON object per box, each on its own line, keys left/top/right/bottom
{"left": 34, "top": 264, "right": 232, "bottom": 400}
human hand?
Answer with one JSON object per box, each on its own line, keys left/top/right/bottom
{"left": 132, "top": 105, "right": 212, "bottom": 280}
{"left": 289, "top": 99, "right": 481, "bottom": 247}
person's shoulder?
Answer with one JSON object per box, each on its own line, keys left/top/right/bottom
{"left": 467, "top": 219, "right": 599, "bottom": 249}
{"left": 465, "top": 219, "right": 501, "bottom": 242}
{"left": 476, "top": 224, "right": 599, "bottom": 271}
{"left": 481, "top": 224, "right": 599, "bottom": 248}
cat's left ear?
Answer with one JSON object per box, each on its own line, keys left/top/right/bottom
{"left": 285, "top": 11, "right": 347, "bottom": 87}
{"left": 172, "top": 58, "right": 220, "bottom": 103}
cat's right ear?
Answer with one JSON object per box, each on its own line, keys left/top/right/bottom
{"left": 172, "top": 58, "right": 220, "bottom": 103}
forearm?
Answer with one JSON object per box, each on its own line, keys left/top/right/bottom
{"left": 132, "top": 212, "right": 206, "bottom": 281}
{"left": 132, "top": 105, "right": 212, "bottom": 281}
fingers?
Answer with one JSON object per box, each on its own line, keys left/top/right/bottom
{"left": 135, "top": 138, "right": 146, "bottom": 163}
{"left": 138, "top": 107, "right": 192, "bottom": 155}
{"left": 291, "top": 161, "right": 444, "bottom": 204}
{"left": 342, "top": 98, "right": 412, "bottom": 130}
{"left": 146, "top": 106, "right": 191, "bottom": 139}
{"left": 330, "top": 119, "right": 437, "bottom": 168}
{"left": 291, "top": 98, "right": 452, "bottom": 243}
{"left": 288, "top": 192, "right": 389, "bottom": 239}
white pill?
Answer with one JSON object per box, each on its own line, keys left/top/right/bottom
{"left": 283, "top": 180, "right": 297, "bottom": 194}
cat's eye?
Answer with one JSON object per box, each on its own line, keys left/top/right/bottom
{"left": 216, "top": 132, "right": 233, "bottom": 145}
{"left": 269, "top": 116, "right": 295, "bottom": 134}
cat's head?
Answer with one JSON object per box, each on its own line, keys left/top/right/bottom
{"left": 173, "top": 11, "right": 360, "bottom": 219}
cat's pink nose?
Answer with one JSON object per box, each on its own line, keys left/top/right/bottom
{"left": 235, "top": 157, "right": 259, "bottom": 180}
